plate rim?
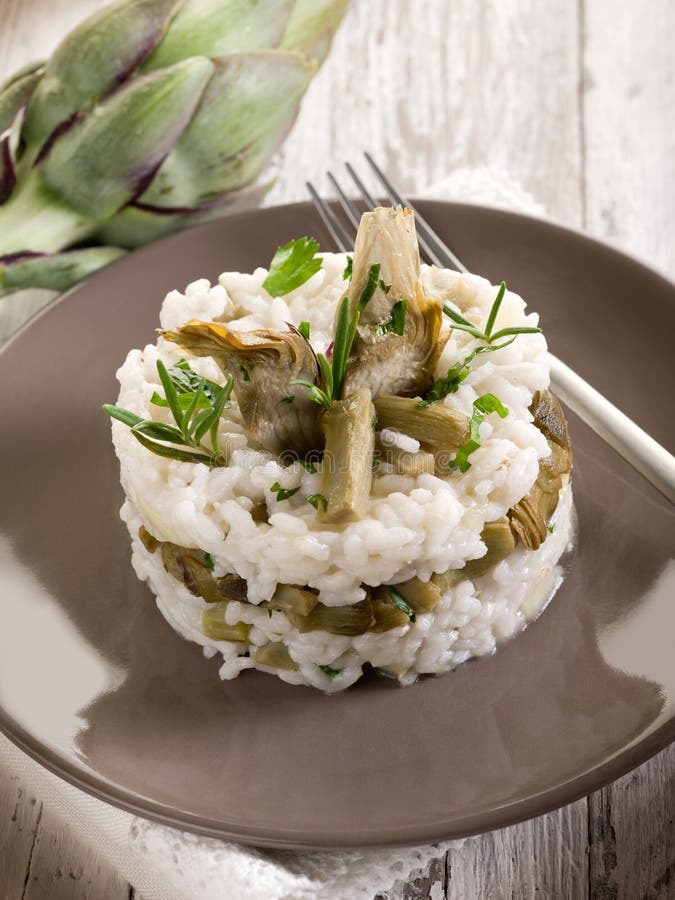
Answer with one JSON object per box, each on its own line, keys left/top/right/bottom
{"left": 1, "top": 198, "right": 673, "bottom": 849}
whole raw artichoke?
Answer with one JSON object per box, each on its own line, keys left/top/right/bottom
{"left": 0, "top": 0, "right": 347, "bottom": 296}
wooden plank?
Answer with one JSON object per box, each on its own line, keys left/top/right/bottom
{"left": 269, "top": 0, "right": 584, "bottom": 228}
{"left": 445, "top": 802, "right": 590, "bottom": 899}
{"left": 0, "top": 762, "right": 42, "bottom": 900}
{"left": 21, "top": 801, "right": 129, "bottom": 900}
{"left": 582, "top": 0, "right": 675, "bottom": 276}
{"left": 589, "top": 743, "right": 675, "bottom": 900}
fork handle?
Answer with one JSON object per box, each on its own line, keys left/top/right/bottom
{"left": 548, "top": 353, "right": 675, "bottom": 504}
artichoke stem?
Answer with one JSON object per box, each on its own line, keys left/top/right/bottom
{"left": 0, "top": 169, "right": 95, "bottom": 256}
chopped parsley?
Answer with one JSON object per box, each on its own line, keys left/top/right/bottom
{"left": 263, "top": 236, "right": 322, "bottom": 297}
{"left": 547, "top": 523, "right": 555, "bottom": 534}
{"left": 150, "top": 359, "right": 222, "bottom": 409}
{"left": 299, "top": 459, "right": 318, "bottom": 474}
{"left": 270, "top": 482, "right": 300, "bottom": 502}
{"left": 378, "top": 299, "right": 407, "bottom": 336}
{"left": 306, "top": 493, "right": 328, "bottom": 512}
{"left": 388, "top": 586, "right": 416, "bottom": 623}
{"left": 319, "top": 664, "right": 343, "bottom": 679}
{"left": 379, "top": 278, "right": 391, "bottom": 294}
{"left": 281, "top": 394, "right": 295, "bottom": 404}
{"left": 298, "top": 320, "right": 311, "bottom": 339}
{"left": 342, "top": 255, "right": 353, "bottom": 281}
{"left": 239, "top": 365, "right": 250, "bottom": 382}
{"left": 449, "top": 393, "right": 509, "bottom": 473}
{"left": 203, "top": 552, "right": 215, "bottom": 571}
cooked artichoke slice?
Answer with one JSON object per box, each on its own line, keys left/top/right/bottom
{"left": 288, "top": 596, "right": 375, "bottom": 635}
{"left": 433, "top": 518, "right": 517, "bottom": 591}
{"left": 255, "top": 641, "right": 299, "bottom": 671}
{"left": 508, "top": 494, "right": 548, "bottom": 551}
{"left": 507, "top": 390, "right": 573, "bottom": 550}
{"left": 201, "top": 603, "right": 251, "bottom": 643}
{"left": 161, "top": 319, "right": 322, "bottom": 455}
{"left": 374, "top": 395, "right": 469, "bottom": 455}
{"left": 320, "top": 387, "right": 375, "bottom": 523}
{"left": 370, "top": 586, "right": 412, "bottom": 632}
{"left": 376, "top": 436, "right": 436, "bottom": 476}
{"left": 262, "top": 583, "right": 318, "bottom": 616}
{"left": 343, "top": 206, "right": 445, "bottom": 398}
{"left": 393, "top": 576, "right": 442, "bottom": 613}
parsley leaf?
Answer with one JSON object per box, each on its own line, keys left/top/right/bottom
{"left": 299, "top": 459, "right": 318, "bottom": 474}
{"left": 449, "top": 393, "right": 509, "bottom": 473}
{"left": 342, "top": 256, "right": 353, "bottom": 281}
{"left": 298, "top": 321, "right": 311, "bottom": 339}
{"left": 270, "top": 482, "right": 301, "bottom": 502}
{"left": 547, "top": 523, "right": 555, "bottom": 534}
{"left": 319, "top": 664, "right": 343, "bottom": 679}
{"left": 203, "top": 552, "right": 215, "bottom": 571}
{"left": 263, "top": 237, "right": 322, "bottom": 297}
{"left": 378, "top": 299, "right": 408, "bottom": 336}
{"left": 306, "top": 493, "right": 328, "bottom": 512}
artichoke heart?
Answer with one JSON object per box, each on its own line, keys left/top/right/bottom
{"left": 161, "top": 319, "right": 322, "bottom": 455}
{"left": 343, "top": 207, "right": 445, "bottom": 398}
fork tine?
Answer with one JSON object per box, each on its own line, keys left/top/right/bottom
{"left": 306, "top": 181, "right": 352, "bottom": 252}
{"left": 327, "top": 171, "right": 361, "bottom": 232}
{"left": 345, "top": 162, "right": 378, "bottom": 209}
{"left": 363, "top": 152, "right": 467, "bottom": 273}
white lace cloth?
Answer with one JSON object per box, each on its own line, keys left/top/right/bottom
{"left": 0, "top": 170, "right": 542, "bottom": 900}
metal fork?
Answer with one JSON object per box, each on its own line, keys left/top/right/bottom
{"left": 307, "top": 153, "right": 675, "bottom": 504}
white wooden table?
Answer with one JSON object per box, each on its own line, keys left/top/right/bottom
{"left": 1, "top": 1, "right": 673, "bottom": 897}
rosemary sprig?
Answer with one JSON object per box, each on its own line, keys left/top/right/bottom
{"left": 442, "top": 281, "right": 542, "bottom": 344}
{"left": 289, "top": 263, "right": 380, "bottom": 408}
{"left": 449, "top": 393, "right": 509, "bottom": 473}
{"left": 420, "top": 282, "right": 541, "bottom": 407}
{"left": 104, "top": 359, "right": 234, "bottom": 467}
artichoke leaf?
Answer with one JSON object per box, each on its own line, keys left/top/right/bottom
{"left": 344, "top": 207, "right": 445, "bottom": 398}
{"left": 139, "top": 50, "right": 315, "bottom": 208}
{"left": 161, "top": 319, "right": 323, "bottom": 455}
{"left": 23, "top": 0, "right": 180, "bottom": 155}
{"left": 281, "top": 0, "right": 351, "bottom": 64}
{"left": 39, "top": 57, "right": 214, "bottom": 220}
{"left": 144, "top": 0, "right": 296, "bottom": 68}
{"left": 0, "top": 65, "right": 45, "bottom": 204}
{"left": 97, "top": 178, "right": 272, "bottom": 248}
{"left": 0, "top": 246, "right": 125, "bottom": 297}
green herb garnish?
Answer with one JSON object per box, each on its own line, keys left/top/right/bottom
{"left": 270, "top": 482, "right": 301, "bottom": 502}
{"left": 299, "top": 459, "right": 318, "bottom": 474}
{"left": 388, "top": 587, "right": 416, "bottom": 623}
{"left": 342, "top": 256, "right": 353, "bottom": 281}
{"left": 419, "top": 282, "right": 541, "bottom": 408}
{"left": 104, "top": 360, "right": 233, "bottom": 467}
{"left": 449, "top": 393, "right": 509, "bottom": 473}
{"left": 150, "top": 359, "right": 222, "bottom": 409}
{"left": 239, "top": 365, "right": 250, "bottom": 382}
{"left": 281, "top": 394, "right": 295, "bottom": 404}
{"left": 547, "top": 523, "right": 555, "bottom": 534}
{"left": 298, "top": 321, "right": 311, "bottom": 340}
{"left": 268, "top": 609, "right": 273, "bottom": 618}
{"left": 319, "top": 664, "right": 343, "bottom": 679}
{"left": 289, "top": 264, "right": 380, "bottom": 408}
{"left": 203, "top": 552, "right": 215, "bottom": 571}
{"left": 378, "top": 299, "right": 407, "bottom": 336}
{"left": 306, "top": 493, "right": 328, "bottom": 512}
{"left": 379, "top": 278, "right": 391, "bottom": 294}
{"left": 263, "top": 237, "right": 322, "bottom": 297}
{"left": 443, "top": 281, "right": 542, "bottom": 344}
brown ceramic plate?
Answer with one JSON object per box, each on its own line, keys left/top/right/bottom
{"left": 0, "top": 201, "right": 673, "bottom": 850}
